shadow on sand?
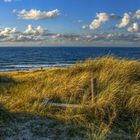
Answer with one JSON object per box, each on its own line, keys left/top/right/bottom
{"left": 0, "top": 104, "right": 86, "bottom": 140}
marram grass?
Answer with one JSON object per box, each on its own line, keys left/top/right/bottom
{"left": 0, "top": 56, "right": 140, "bottom": 139}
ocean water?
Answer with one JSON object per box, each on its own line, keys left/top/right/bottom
{"left": 0, "top": 47, "right": 140, "bottom": 72}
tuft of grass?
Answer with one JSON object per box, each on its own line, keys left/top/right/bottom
{"left": 0, "top": 56, "right": 140, "bottom": 139}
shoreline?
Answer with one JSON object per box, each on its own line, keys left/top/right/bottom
{"left": 0, "top": 64, "right": 73, "bottom": 73}
{"left": 0, "top": 67, "right": 67, "bottom": 74}
{"left": 0, "top": 56, "right": 140, "bottom": 73}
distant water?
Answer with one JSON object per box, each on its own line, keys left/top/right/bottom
{"left": 0, "top": 47, "right": 140, "bottom": 72}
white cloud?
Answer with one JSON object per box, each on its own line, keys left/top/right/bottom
{"left": 134, "top": 10, "right": 140, "bottom": 19}
{"left": 117, "top": 13, "right": 131, "bottom": 28}
{"left": 127, "top": 22, "right": 139, "bottom": 32}
{"left": 82, "top": 33, "right": 140, "bottom": 43}
{"left": 0, "top": 25, "right": 48, "bottom": 42}
{"left": 51, "top": 34, "right": 61, "bottom": 39}
{"left": 24, "top": 25, "right": 47, "bottom": 35}
{"left": 89, "top": 13, "right": 119, "bottom": 30}
{"left": 0, "top": 27, "right": 16, "bottom": 35}
{"left": 89, "top": 13, "right": 110, "bottom": 29}
{"left": 16, "top": 9, "right": 60, "bottom": 20}
{"left": 15, "top": 34, "right": 44, "bottom": 42}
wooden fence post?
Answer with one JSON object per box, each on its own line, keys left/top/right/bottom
{"left": 91, "top": 78, "right": 97, "bottom": 103}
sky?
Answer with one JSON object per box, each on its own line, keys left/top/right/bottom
{"left": 0, "top": 0, "right": 140, "bottom": 46}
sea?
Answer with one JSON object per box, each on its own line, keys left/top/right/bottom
{"left": 0, "top": 47, "right": 140, "bottom": 72}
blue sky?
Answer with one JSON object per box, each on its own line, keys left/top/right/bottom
{"left": 0, "top": 0, "right": 140, "bottom": 46}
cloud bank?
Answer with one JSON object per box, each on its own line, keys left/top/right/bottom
{"left": 0, "top": 24, "right": 140, "bottom": 46}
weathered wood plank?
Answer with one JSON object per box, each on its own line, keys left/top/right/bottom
{"left": 43, "top": 98, "right": 90, "bottom": 108}
{"left": 48, "top": 102, "right": 89, "bottom": 108}
{"left": 91, "top": 78, "right": 98, "bottom": 102}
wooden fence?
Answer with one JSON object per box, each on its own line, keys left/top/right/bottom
{"left": 44, "top": 78, "right": 98, "bottom": 108}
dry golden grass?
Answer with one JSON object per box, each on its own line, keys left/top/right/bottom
{"left": 0, "top": 56, "right": 140, "bottom": 139}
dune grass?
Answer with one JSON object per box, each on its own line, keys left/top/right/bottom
{"left": 0, "top": 56, "right": 140, "bottom": 139}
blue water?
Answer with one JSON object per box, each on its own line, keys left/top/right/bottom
{"left": 0, "top": 47, "right": 140, "bottom": 71}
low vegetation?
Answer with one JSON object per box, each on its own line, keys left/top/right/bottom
{"left": 0, "top": 56, "right": 140, "bottom": 139}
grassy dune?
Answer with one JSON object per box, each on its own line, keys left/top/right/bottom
{"left": 0, "top": 56, "right": 140, "bottom": 139}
